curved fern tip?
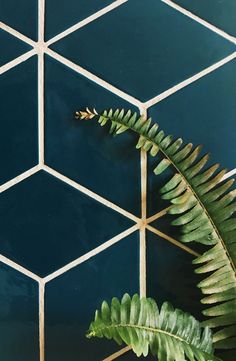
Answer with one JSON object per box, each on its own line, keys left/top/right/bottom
{"left": 75, "top": 108, "right": 98, "bottom": 120}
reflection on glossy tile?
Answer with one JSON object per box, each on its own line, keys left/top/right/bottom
{"left": 174, "top": 0, "right": 236, "bottom": 37}
{"left": 45, "top": 0, "right": 114, "bottom": 41}
{"left": 0, "top": 56, "right": 38, "bottom": 185}
{"left": 45, "top": 56, "right": 141, "bottom": 216}
{"left": 0, "top": 0, "right": 38, "bottom": 40}
{"left": 148, "top": 59, "right": 236, "bottom": 171}
{"left": 0, "top": 262, "right": 39, "bottom": 361}
{"left": 45, "top": 232, "right": 139, "bottom": 361}
{"left": 146, "top": 231, "right": 203, "bottom": 320}
{"left": 51, "top": 0, "right": 235, "bottom": 101}
{"left": 0, "top": 29, "right": 31, "bottom": 66}
{"left": 0, "top": 171, "right": 134, "bottom": 277}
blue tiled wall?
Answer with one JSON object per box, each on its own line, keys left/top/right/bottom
{"left": 0, "top": 1, "right": 235, "bottom": 360}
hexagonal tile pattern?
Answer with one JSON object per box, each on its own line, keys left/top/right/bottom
{"left": 45, "top": 232, "right": 139, "bottom": 361}
{"left": 0, "top": 171, "right": 133, "bottom": 277}
{"left": 45, "top": 56, "right": 141, "bottom": 216}
{"left": 50, "top": 0, "right": 235, "bottom": 101}
{"left": 1, "top": 0, "right": 236, "bottom": 360}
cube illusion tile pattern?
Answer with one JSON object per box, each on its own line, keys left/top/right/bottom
{"left": 0, "top": 0, "right": 236, "bottom": 360}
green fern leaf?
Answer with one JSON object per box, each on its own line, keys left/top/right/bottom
{"left": 87, "top": 294, "right": 220, "bottom": 361}
{"left": 76, "top": 108, "right": 236, "bottom": 349}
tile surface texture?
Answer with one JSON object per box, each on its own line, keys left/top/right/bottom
{"left": 0, "top": 0, "right": 235, "bottom": 360}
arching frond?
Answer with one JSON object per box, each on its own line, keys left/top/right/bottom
{"left": 87, "top": 294, "right": 220, "bottom": 360}
{"left": 76, "top": 108, "right": 236, "bottom": 350}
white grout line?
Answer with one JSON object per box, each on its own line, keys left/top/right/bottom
{"left": 43, "top": 165, "right": 140, "bottom": 222}
{"left": 0, "top": 253, "right": 41, "bottom": 282}
{"left": 46, "top": 0, "right": 128, "bottom": 46}
{"left": 0, "top": 21, "right": 37, "bottom": 47}
{"left": 38, "top": 3, "right": 45, "bottom": 360}
{"left": 145, "top": 51, "right": 236, "bottom": 108}
{"left": 45, "top": 48, "right": 143, "bottom": 109}
{"left": 38, "top": 52, "right": 45, "bottom": 165}
{"left": 38, "top": 0, "right": 45, "bottom": 44}
{"left": 162, "top": 0, "right": 236, "bottom": 44}
{"left": 146, "top": 206, "right": 172, "bottom": 224}
{"left": 44, "top": 225, "right": 139, "bottom": 283}
{"left": 0, "top": 165, "right": 41, "bottom": 193}
{"left": 39, "top": 281, "right": 45, "bottom": 361}
{"left": 146, "top": 225, "right": 200, "bottom": 257}
{"left": 103, "top": 346, "right": 132, "bottom": 361}
{"left": 0, "top": 49, "right": 37, "bottom": 75}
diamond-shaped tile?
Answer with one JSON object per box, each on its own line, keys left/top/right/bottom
{"left": 0, "top": 262, "right": 39, "bottom": 361}
{"left": 174, "top": 0, "right": 236, "bottom": 37}
{"left": 0, "top": 171, "right": 134, "bottom": 277}
{"left": 50, "top": 0, "right": 235, "bottom": 101}
{"left": 0, "top": 0, "right": 38, "bottom": 40}
{"left": 45, "top": 232, "right": 139, "bottom": 361}
{"left": 45, "top": 0, "right": 115, "bottom": 41}
{"left": 0, "top": 29, "right": 32, "bottom": 66}
{"left": 0, "top": 56, "right": 38, "bottom": 185}
{"left": 45, "top": 56, "right": 141, "bottom": 216}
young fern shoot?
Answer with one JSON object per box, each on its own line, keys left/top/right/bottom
{"left": 76, "top": 108, "right": 236, "bottom": 354}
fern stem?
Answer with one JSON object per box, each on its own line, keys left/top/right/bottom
{"left": 88, "top": 323, "right": 186, "bottom": 343}
{"left": 93, "top": 112, "right": 236, "bottom": 278}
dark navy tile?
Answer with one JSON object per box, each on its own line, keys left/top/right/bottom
{"left": 45, "top": 0, "right": 114, "bottom": 41}
{"left": 51, "top": 0, "right": 235, "bottom": 102}
{"left": 0, "top": 56, "right": 38, "bottom": 185}
{"left": 0, "top": 263, "right": 39, "bottom": 361}
{"left": 148, "top": 59, "right": 236, "bottom": 178}
{"left": 45, "top": 232, "right": 139, "bottom": 361}
{"left": 174, "top": 0, "right": 236, "bottom": 37}
{"left": 0, "top": 171, "right": 134, "bottom": 277}
{"left": 146, "top": 231, "right": 203, "bottom": 320}
{"left": 45, "top": 56, "right": 141, "bottom": 216}
{"left": 0, "top": 29, "right": 32, "bottom": 66}
{"left": 0, "top": 0, "right": 38, "bottom": 40}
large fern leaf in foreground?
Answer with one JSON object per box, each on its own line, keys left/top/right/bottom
{"left": 87, "top": 294, "right": 220, "bottom": 360}
{"left": 76, "top": 108, "right": 236, "bottom": 350}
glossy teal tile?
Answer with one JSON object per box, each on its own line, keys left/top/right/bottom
{"left": 45, "top": 0, "right": 114, "bottom": 41}
{"left": 45, "top": 56, "right": 141, "bottom": 216}
{"left": 0, "top": 171, "right": 133, "bottom": 277}
{"left": 45, "top": 232, "right": 139, "bottom": 361}
{"left": 0, "top": 263, "right": 39, "bottom": 361}
{"left": 0, "top": 29, "right": 31, "bottom": 66}
{"left": 146, "top": 231, "right": 203, "bottom": 320}
{"left": 0, "top": 0, "right": 38, "bottom": 40}
{"left": 51, "top": 0, "right": 235, "bottom": 101}
{"left": 174, "top": 0, "right": 236, "bottom": 37}
{"left": 0, "top": 56, "right": 38, "bottom": 185}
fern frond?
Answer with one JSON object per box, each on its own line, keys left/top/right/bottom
{"left": 87, "top": 294, "right": 220, "bottom": 360}
{"left": 76, "top": 108, "right": 236, "bottom": 350}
